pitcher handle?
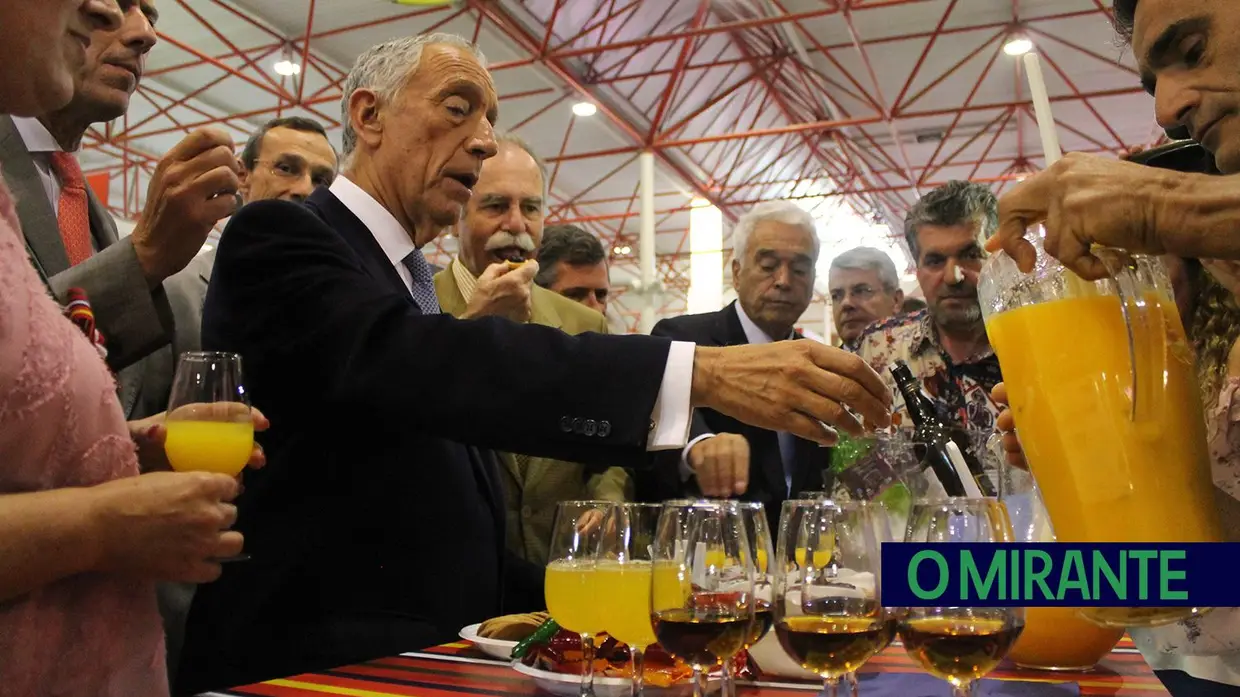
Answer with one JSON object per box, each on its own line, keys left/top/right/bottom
{"left": 1095, "top": 249, "right": 1166, "bottom": 423}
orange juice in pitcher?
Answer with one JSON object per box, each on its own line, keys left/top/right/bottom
{"left": 978, "top": 241, "right": 1222, "bottom": 629}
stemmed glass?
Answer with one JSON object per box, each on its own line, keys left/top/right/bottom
{"left": 773, "top": 499, "right": 887, "bottom": 697}
{"left": 596, "top": 503, "right": 662, "bottom": 697}
{"left": 164, "top": 351, "right": 254, "bottom": 562}
{"left": 547, "top": 501, "right": 614, "bottom": 697}
{"left": 651, "top": 501, "right": 755, "bottom": 697}
{"left": 164, "top": 352, "right": 254, "bottom": 476}
{"left": 898, "top": 498, "right": 1025, "bottom": 697}
{"left": 719, "top": 502, "right": 775, "bottom": 697}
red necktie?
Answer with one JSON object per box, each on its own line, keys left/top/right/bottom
{"left": 49, "top": 151, "right": 93, "bottom": 266}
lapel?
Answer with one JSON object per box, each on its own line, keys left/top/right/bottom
{"left": 433, "top": 262, "right": 468, "bottom": 318}
{"left": 86, "top": 183, "right": 118, "bottom": 250}
{"left": 0, "top": 116, "right": 67, "bottom": 280}
{"left": 308, "top": 188, "right": 503, "bottom": 516}
{"left": 529, "top": 285, "right": 563, "bottom": 331}
{"left": 309, "top": 187, "right": 412, "bottom": 302}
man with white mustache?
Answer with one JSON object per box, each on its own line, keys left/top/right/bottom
{"left": 433, "top": 132, "right": 629, "bottom": 613}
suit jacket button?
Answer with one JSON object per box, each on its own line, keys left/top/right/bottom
{"left": 560, "top": 416, "right": 573, "bottom": 433}
{"left": 572, "top": 417, "right": 584, "bottom": 434}
{"left": 584, "top": 419, "right": 597, "bottom": 436}
{"left": 598, "top": 421, "right": 611, "bottom": 438}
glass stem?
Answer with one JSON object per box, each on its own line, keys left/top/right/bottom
{"left": 693, "top": 666, "right": 708, "bottom": 697}
{"left": 846, "top": 670, "right": 859, "bottom": 697}
{"left": 630, "top": 646, "right": 645, "bottom": 697}
{"left": 823, "top": 676, "right": 840, "bottom": 697}
{"left": 721, "top": 657, "right": 735, "bottom": 697}
{"left": 951, "top": 679, "right": 975, "bottom": 697}
{"left": 580, "top": 633, "right": 596, "bottom": 697}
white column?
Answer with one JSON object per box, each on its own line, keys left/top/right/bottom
{"left": 687, "top": 198, "right": 723, "bottom": 314}
{"left": 639, "top": 151, "right": 657, "bottom": 334}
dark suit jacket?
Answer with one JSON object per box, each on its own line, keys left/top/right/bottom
{"left": 176, "top": 188, "right": 671, "bottom": 693}
{"left": 0, "top": 116, "right": 176, "bottom": 419}
{"left": 642, "top": 302, "right": 833, "bottom": 529}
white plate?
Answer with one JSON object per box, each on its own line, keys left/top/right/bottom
{"left": 459, "top": 623, "right": 519, "bottom": 660}
{"left": 745, "top": 631, "right": 821, "bottom": 680}
{"left": 511, "top": 659, "right": 722, "bottom": 696}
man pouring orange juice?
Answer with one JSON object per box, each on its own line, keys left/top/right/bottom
{"left": 986, "top": 2, "right": 1240, "bottom": 694}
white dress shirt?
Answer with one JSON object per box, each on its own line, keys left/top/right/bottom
{"left": 11, "top": 116, "right": 68, "bottom": 214}
{"left": 682, "top": 303, "right": 798, "bottom": 493}
{"left": 328, "top": 175, "right": 694, "bottom": 450}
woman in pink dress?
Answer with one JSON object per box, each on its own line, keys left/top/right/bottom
{"left": 0, "top": 2, "right": 247, "bottom": 695}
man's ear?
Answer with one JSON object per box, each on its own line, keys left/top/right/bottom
{"left": 349, "top": 88, "right": 384, "bottom": 151}
{"left": 894, "top": 288, "right": 905, "bottom": 306}
{"left": 237, "top": 158, "right": 251, "bottom": 199}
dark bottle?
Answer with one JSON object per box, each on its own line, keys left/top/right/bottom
{"left": 889, "top": 361, "right": 997, "bottom": 498}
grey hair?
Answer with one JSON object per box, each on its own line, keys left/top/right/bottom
{"left": 902, "top": 180, "right": 998, "bottom": 260}
{"left": 535, "top": 224, "right": 607, "bottom": 288}
{"left": 496, "top": 132, "right": 549, "bottom": 208}
{"left": 830, "top": 246, "right": 900, "bottom": 291}
{"left": 340, "top": 32, "right": 487, "bottom": 159}
{"left": 732, "top": 201, "right": 820, "bottom": 264}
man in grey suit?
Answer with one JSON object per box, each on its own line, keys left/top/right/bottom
{"left": 0, "top": 0, "right": 241, "bottom": 421}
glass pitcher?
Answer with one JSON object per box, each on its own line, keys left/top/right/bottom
{"left": 977, "top": 233, "right": 1222, "bottom": 628}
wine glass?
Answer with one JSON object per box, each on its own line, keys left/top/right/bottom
{"left": 164, "top": 352, "right": 254, "bottom": 477}
{"left": 898, "top": 498, "right": 1025, "bottom": 697}
{"left": 651, "top": 501, "right": 755, "bottom": 697}
{"left": 596, "top": 503, "right": 661, "bottom": 697}
{"left": 718, "top": 502, "right": 774, "bottom": 697}
{"left": 547, "top": 501, "right": 614, "bottom": 697}
{"left": 773, "top": 499, "right": 887, "bottom": 697}
{"left": 165, "top": 351, "right": 253, "bottom": 562}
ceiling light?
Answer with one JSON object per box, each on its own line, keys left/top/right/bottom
{"left": 274, "top": 59, "right": 301, "bottom": 76}
{"left": 690, "top": 197, "right": 712, "bottom": 208}
{"left": 1003, "top": 37, "right": 1033, "bottom": 56}
{"left": 391, "top": 0, "right": 454, "bottom": 5}
{"left": 572, "top": 101, "right": 597, "bottom": 117}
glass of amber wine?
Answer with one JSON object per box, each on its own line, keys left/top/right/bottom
{"left": 774, "top": 499, "right": 887, "bottom": 697}
{"left": 651, "top": 501, "right": 755, "bottom": 697}
{"left": 596, "top": 503, "right": 661, "bottom": 697}
{"left": 898, "top": 498, "right": 1025, "bottom": 697}
{"left": 718, "top": 502, "right": 774, "bottom": 697}
{"left": 547, "top": 501, "right": 614, "bottom": 697}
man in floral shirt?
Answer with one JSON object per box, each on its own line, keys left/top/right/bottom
{"left": 853, "top": 181, "right": 1002, "bottom": 435}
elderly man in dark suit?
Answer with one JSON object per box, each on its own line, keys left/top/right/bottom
{"left": 0, "top": 0, "right": 239, "bottom": 421}
{"left": 643, "top": 201, "right": 831, "bottom": 529}
{"left": 174, "top": 32, "right": 891, "bottom": 693}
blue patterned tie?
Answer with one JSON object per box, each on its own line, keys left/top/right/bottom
{"left": 401, "top": 249, "right": 442, "bottom": 315}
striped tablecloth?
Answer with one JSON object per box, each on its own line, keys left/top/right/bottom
{"left": 207, "top": 636, "right": 1169, "bottom": 696}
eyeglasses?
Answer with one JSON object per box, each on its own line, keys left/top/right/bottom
{"left": 254, "top": 158, "right": 335, "bottom": 189}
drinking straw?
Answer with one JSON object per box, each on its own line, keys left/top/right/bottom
{"left": 1023, "top": 53, "right": 1062, "bottom": 166}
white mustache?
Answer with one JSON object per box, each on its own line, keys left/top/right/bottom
{"left": 485, "top": 231, "right": 536, "bottom": 253}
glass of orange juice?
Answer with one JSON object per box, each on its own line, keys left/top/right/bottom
{"left": 547, "top": 501, "right": 614, "bottom": 697}
{"left": 165, "top": 351, "right": 254, "bottom": 562}
{"left": 165, "top": 352, "right": 254, "bottom": 476}
{"left": 596, "top": 503, "right": 661, "bottom": 697}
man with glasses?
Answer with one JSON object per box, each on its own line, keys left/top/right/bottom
{"left": 853, "top": 181, "right": 1003, "bottom": 433}
{"left": 828, "top": 246, "right": 904, "bottom": 348}
{"left": 165, "top": 116, "right": 337, "bottom": 357}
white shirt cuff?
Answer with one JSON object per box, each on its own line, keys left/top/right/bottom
{"left": 680, "top": 433, "right": 717, "bottom": 482}
{"left": 646, "top": 341, "right": 696, "bottom": 451}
